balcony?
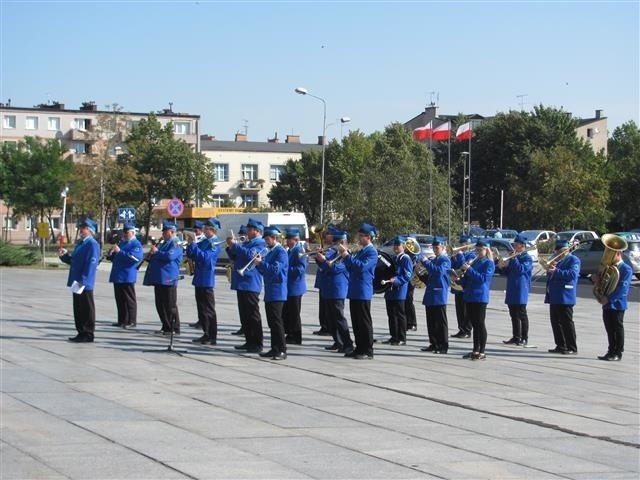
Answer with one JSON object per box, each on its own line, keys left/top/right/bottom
{"left": 68, "top": 129, "right": 95, "bottom": 142}
{"left": 238, "top": 179, "right": 264, "bottom": 192}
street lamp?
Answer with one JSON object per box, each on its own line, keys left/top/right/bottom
{"left": 60, "top": 186, "right": 69, "bottom": 244}
{"left": 339, "top": 116, "right": 351, "bottom": 139}
{"left": 295, "top": 86, "right": 328, "bottom": 224}
{"left": 461, "top": 151, "right": 470, "bottom": 234}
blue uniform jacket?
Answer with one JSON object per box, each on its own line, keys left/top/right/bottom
{"left": 60, "top": 236, "right": 101, "bottom": 291}
{"left": 500, "top": 252, "right": 532, "bottom": 305}
{"left": 186, "top": 236, "right": 221, "bottom": 288}
{"left": 344, "top": 244, "right": 378, "bottom": 300}
{"left": 450, "top": 251, "right": 476, "bottom": 294}
{"left": 544, "top": 254, "right": 580, "bottom": 305}
{"left": 143, "top": 238, "right": 183, "bottom": 287}
{"left": 462, "top": 257, "right": 495, "bottom": 304}
{"left": 385, "top": 252, "right": 413, "bottom": 301}
{"left": 317, "top": 249, "right": 349, "bottom": 300}
{"left": 108, "top": 238, "right": 143, "bottom": 284}
{"left": 421, "top": 254, "right": 451, "bottom": 306}
{"left": 227, "top": 237, "right": 266, "bottom": 293}
{"left": 604, "top": 260, "right": 632, "bottom": 311}
{"left": 256, "top": 244, "right": 288, "bottom": 302}
{"left": 287, "top": 243, "right": 308, "bottom": 297}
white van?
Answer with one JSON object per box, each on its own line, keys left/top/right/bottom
{"left": 216, "top": 212, "right": 309, "bottom": 264}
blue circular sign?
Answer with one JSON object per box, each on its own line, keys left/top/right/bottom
{"left": 166, "top": 198, "right": 184, "bottom": 217}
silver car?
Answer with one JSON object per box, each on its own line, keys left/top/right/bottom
{"left": 573, "top": 238, "right": 640, "bottom": 280}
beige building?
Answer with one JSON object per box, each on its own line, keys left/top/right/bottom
{"left": 201, "top": 133, "right": 322, "bottom": 209}
{"left": 1, "top": 100, "right": 200, "bottom": 243}
{"left": 575, "top": 109, "right": 608, "bottom": 155}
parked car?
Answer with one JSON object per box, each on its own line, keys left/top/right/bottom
{"left": 380, "top": 233, "right": 440, "bottom": 259}
{"left": 572, "top": 238, "right": 640, "bottom": 279}
{"left": 519, "top": 230, "right": 556, "bottom": 245}
{"left": 556, "top": 230, "right": 599, "bottom": 244}
{"left": 479, "top": 238, "right": 539, "bottom": 269}
{"left": 483, "top": 229, "right": 518, "bottom": 240}
{"left": 615, "top": 232, "right": 640, "bottom": 241}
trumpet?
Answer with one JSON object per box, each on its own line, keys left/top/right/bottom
{"left": 446, "top": 244, "right": 473, "bottom": 256}
{"left": 496, "top": 247, "right": 534, "bottom": 268}
{"left": 449, "top": 255, "right": 480, "bottom": 292}
{"left": 237, "top": 247, "right": 270, "bottom": 276}
{"left": 539, "top": 243, "right": 579, "bottom": 271}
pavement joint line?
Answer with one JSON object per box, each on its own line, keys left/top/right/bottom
{"left": 0, "top": 438, "right": 72, "bottom": 480}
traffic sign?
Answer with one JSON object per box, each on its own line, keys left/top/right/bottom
{"left": 37, "top": 222, "right": 49, "bottom": 239}
{"left": 118, "top": 208, "right": 136, "bottom": 221}
{"left": 167, "top": 198, "right": 184, "bottom": 217}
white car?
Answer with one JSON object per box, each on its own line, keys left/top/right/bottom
{"left": 519, "top": 230, "right": 556, "bottom": 245}
{"left": 556, "top": 230, "right": 599, "bottom": 244}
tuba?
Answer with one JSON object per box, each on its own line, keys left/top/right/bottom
{"left": 593, "top": 234, "right": 628, "bottom": 303}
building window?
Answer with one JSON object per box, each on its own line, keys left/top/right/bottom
{"left": 3, "top": 140, "right": 17, "bottom": 147}
{"left": 73, "top": 118, "right": 90, "bottom": 130}
{"left": 72, "top": 142, "right": 86, "bottom": 154}
{"left": 48, "top": 117, "right": 61, "bottom": 131}
{"left": 212, "top": 194, "right": 230, "bottom": 207}
{"left": 242, "top": 194, "right": 257, "bottom": 207}
{"left": 214, "top": 163, "right": 229, "bottom": 182}
{"left": 25, "top": 116, "right": 39, "bottom": 130}
{"left": 2, "top": 115, "right": 16, "bottom": 129}
{"left": 174, "top": 121, "right": 191, "bottom": 135}
{"left": 126, "top": 120, "right": 139, "bottom": 130}
{"left": 241, "top": 164, "right": 258, "bottom": 181}
{"left": 270, "top": 165, "right": 285, "bottom": 182}
{"left": 3, "top": 216, "right": 18, "bottom": 230}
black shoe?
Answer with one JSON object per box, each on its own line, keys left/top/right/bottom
{"left": 231, "top": 328, "right": 244, "bottom": 336}
{"left": 189, "top": 322, "right": 202, "bottom": 329}
{"left": 234, "top": 343, "right": 248, "bottom": 350}
{"left": 325, "top": 344, "right": 339, "bottom": 351}
{"left": 380, "top": 339, "right": 396, "bottom": 344}
{"left": 598, "top": 353, "right": 613, "bottom": 361}
{"left": 122, "top": 323, "right": 136, "bottom": 329}
{"left": 472, "top": 353, "right": 486, "bottom": 360}
{"left": 563, "top": 349, "right": 578, "bottom": 355}
{"left": 397, "top": 341, "right": 406, "bottom": 346}
{"left": 68, "top": 335, "right": 83, "bottom": 342}
{"left": 461, "top": 333, "right": 471, "bottom": 338}
{"left": 155, "top": 330, "right": 168, "bottom": 336}
{"left": 434, "top": 350, "right": 447, "bottom": 355}
{"left": 192, "top": 335, "right": 210, "bottom": 344}
{"left": 246, "top": 346, "right": 263, "bottom": 353}
{"left": 503, "top": 337, "right": 519, "bottom": 345}
{"left": 450, "top": 331, "right": 464, "bottom": 338}
{"left": 313, "top": 329, "right": 331, "bottom": 336}
{"left": 610, "top": 355, "right": 622, "bottom": 361}
{"left": 344, "top": 350, "right": 358, "bottom": 358}
{"left": 69, "top": 335, "right": 93, "bottom": 343}
{"left": 548, "top": 347, "right": 567, "bottom": 353}
{"left": 517, "top": 339, "right": 527, "bottom": 347}
{"left": 259, "top": 350, "right": 275, "bottom": 358}
{"left": 272, "top": 352, "right": 287, "bottom": 360}
{"left": 206, "top": 339, "right": 217, "bottom": 345}
{"left": 408, "top": 325, "right": 417, "bottom": 331}
{"left": 420, "top": 345, "right": 435, "bottom": 352}
{"left": 462, "top": 352, "right": 475, "bottom": 359}
{"left": 353, "top": 353, "right": 374, "bottom": 360}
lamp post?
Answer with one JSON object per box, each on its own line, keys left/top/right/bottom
{"left": 339, "top": 116, "right": 351, "bottom": 139}
{"left": 60, "top": 186, "right": 69, "bottom": 244}
{"left": 461, "top": 151, "right": 470, "bottom": 234}
{"left": 295, "top": 87, "right": 328, "bottom": 225}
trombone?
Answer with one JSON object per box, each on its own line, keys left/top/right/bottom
{"left": 446, "top": 244, "right": 473, "bottom": 256}
{"left": 237, "top": 247, "right": 270, "bottom": 276}
{"left": 539, "top": 243, "right": 579, "bottom": 271}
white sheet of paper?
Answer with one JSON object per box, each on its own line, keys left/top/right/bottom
{"left": 70, "top": 281, "right": 85, "bottom": 294}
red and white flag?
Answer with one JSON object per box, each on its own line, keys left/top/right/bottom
{"left": 413, "top": 120, "right": 433, "bottom": 141}
{"left": 431, "top": 121, "right": 451, "bottom": 141}
{"left": 455, "top": 122, "right": 473, "bottom": 141}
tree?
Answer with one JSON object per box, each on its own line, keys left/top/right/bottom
{"left": 511, "top": 146, "right": 610, "bottom": 232}
{"left": 122, "top": 114, "right": 215, "bottom": 239}
{"left": 607, "top": 121, "right": 640, "bottom": 230}
{"left": 1, "top": 137, "right": 73, "bottom": 242}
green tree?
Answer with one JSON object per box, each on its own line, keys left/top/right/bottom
{"left": 512, "top": 146, "right": 610, "bottom": 232}
{"left": 607, "top": 121, "right": 640, "bottom": 230}
{"left": 1, "top": 137, "right": 72, "bottom": 242}
{"left": 122, "top": 114, "right": 215, "bottom": 239}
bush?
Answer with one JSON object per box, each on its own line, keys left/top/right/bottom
{"left": 0, "top": 241, "right": 39, "bottom": 266}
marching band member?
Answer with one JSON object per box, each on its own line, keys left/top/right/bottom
{"left": 231, "top": 224, "right": 248, "bottom": 336}
{"left": 193, "top": 220, "right": 205, "bottom": 242}
{"left": 107, "top": 222, "right": 143, "bottom": 329}
{"left": 382, "top": 236, "right": 413, "bottom": 345}
{"left": 450, "top": 235, "right": 475, "bottom": 339}
{"left": 186, "top": 218, "right": 221, "bottom": 345}
{"left": 59, "top": 218, "right": 101, "bottom": 343}
{"left": 545, "top": 239, "right": 581, "bottom": 355}
{"left": 313, "top": 228, "right": 336, "bottom": 336}
{"left": 227, "top": 218, "right": 266, "bottom": 353}
{"left": 316, "top": 230, "right": 354, "bottom": 355}
{"left": 341, "top": 223, "right": 379, "bottom": 359}
{"left": 460, "top": 240, "right": 495, "bottom": 360}
{"left": 188, "top": 219, "right": 206, "bottom": 329}
{"left": 499, "top": 234, "right": 533, "bottom": 346}
{"left": 420, "top": 238, "right": 451, "bottom": 354}
{"left": 283, "top": 228, "right": 307, "bottom": 345}
{"left": 405, "top": 282, "right": 418, "bottom": 331}
{"left": 255, "top": 226, "right": 288, "bottom": 360}
{"left": 596, "top": 249, "right": 632, "bottom": 361}
{"left": 143, "top": 220, "right": 183, "bottom": 336}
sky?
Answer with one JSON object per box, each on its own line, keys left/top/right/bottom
{"left": 1, "top": 1, "right": 638, "bottom": 144}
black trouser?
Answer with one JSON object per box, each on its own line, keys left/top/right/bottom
{"left": 265, "top": 301, "right": 286, "bottom": 354}
{"left": 425, "top": 305, "right": 448, "bottom": 352}
{"left": 603, "top": 309, "right": 625, "bottom": 357}
{"left": 386, "top": 299, "right": 407, "bottom": 342}
{"left": 549, "top": 304, "right": 577, "bottom": 352}
{"left": 114, "top": 283, "right": 137, "bottom": 326}
{"left": 324, "top": 298, "right": 353, "bottom": 351}
{"left": 405, "top": 285, "right": 417, "bottom": 329}
{"left": 154, "top": 285, "right": 180, "bottom": 333}
{"left": 72, "top": 290, "right": 95, "bottom": 339}
{"left": 195, "top": 287, "right": 217, "bottom": 341}
{"left": 467, "top": 302, "right": 487, "bottom": 353}
{"left": 318, "top": 294, "right": 328, "bottom": 331}
{"left": 238, "top": 290, "right": 263, "bottom": 349}
{"left": 454, "top": 293, "right": 470, "bottom": 334}
{"left": 283, "top": 295, "right": 302, "bottom": 342}
{"left": 350, "top": 299, "right": 373, "bottom": 356}
{"left": 508, "top": 304, "right": 529, "bottom": 341}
